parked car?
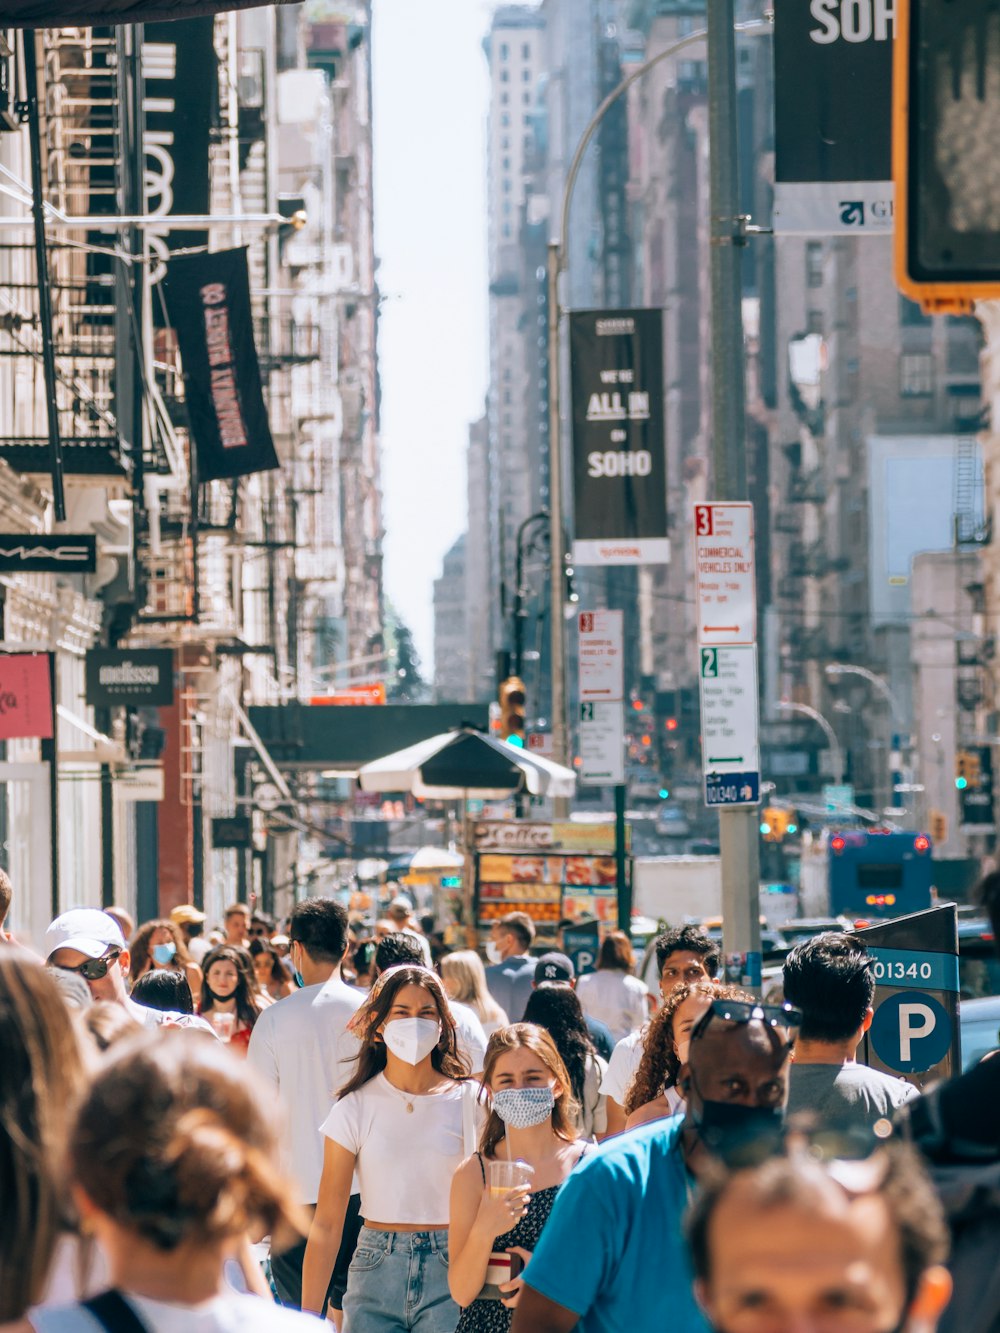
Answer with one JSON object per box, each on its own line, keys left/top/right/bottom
{"left": 957, "top": 918, "right": 1000, "bottom": 999}
{"left": 960, "top": 994, "right": 1000, "bottom": 1070}
{"left": 655, "top": 805, "right": 690, "bottom": 839}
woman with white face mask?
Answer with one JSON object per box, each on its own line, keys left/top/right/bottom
{"left": 448, "top": 1025, "right": 586, "bottom": 1331}
{"left": 302, "top": 966, "right": 482, "bottom": 1330}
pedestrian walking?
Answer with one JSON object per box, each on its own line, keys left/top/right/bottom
{"left": 44, "top": 909, "right": 211, "bottom": 1032}
{"left": 686, "top": 1135, "right": 952, "bottom": 1333}
{"left": 782, "top": 934, "right": 918, "bottom": 1128}
{"left": 169, "top": 904, "right": 212, "bottom": 964}
{"left": 625, "top": 982, "right": 750, "bottom": 1130}
{"left": 484, "top": 913, "right": 537, "bottom": 1022}
{"left": 529, "top": 953, "right": 614, "bottom": 1059}
{"left": 128, "top": 918, "right": 203, "bottom": 1007}
{"left": 511, "top": 997, "right": 801, "bottom": 1333}
{"left": 522, "top": 985, "right": 607, "bottom": 1140}
{"left": 11, "top": 1031, "right": 325, "bottom": 1333}
{"left": 575, "top": 932, "right": 648, "bottom": 1043}
{"left": 0, "top": 947, "right": 87, "bottom": 1319}
{"left": 247, "top": 899, "right": 366, "bottom": 1321}
{"left": 251, "top": 937, "right": 296, "bottom": 1001}
{"left": 129, "top": 968, "right": 195, "bottom": 1015}
{"left": 373, "top": 933, "right": 488, "bottom": 1073}
{"left": 603, "top": 925, "right": 721, "bottom": 1135}
{"left": 441, "top": 950, "right": 509, "bottom": 1037}
{"left": 301, "top": 965, "right": 482, "bottom": 1329}
{"left": 198, "top": 944, "right": 264, "bottom": 1051}
{"left": 449, "top": 1025, "right": 587, "bottom": 1332}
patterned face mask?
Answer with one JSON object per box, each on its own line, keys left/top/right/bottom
{"left": 492, "top": 1086, "right": 556, "bottom": 1128}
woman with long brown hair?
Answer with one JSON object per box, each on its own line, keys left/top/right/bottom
{"left": 623, "top": 981, "right": 751, "bottom": 1128}
{"left": 302, "top": 966, "right": 482, "bottom": 1330}
{"left": 448, "top": 1025, "right": 587, "bottom": 1331}
{"left": 128, "top": 918, "right": 202, "bottom": 1007}
{"left": 575, "top": 931, "right": 648, "bottom": 1042}
{"left": 11, "top": 1032, "right": 321, "bottom": 1333}
{"left": 197, "top": 944, "right": 264, "bottom": 1052}
{"left": 0, "top": 948, "right": 86, "bottom": 1320}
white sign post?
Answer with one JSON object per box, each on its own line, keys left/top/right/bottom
{"left": 694, "top": 503, "right": 761, "bottom": 808}
{"left": 579, "top": 701, "right": 626, "bottom": 786}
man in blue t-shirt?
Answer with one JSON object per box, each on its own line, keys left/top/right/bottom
{"left": 511, "top": 1000, "right": 798, "bottom": 1333}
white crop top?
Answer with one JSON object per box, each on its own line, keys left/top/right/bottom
{"left": 320, "top": 1074, "right": 484, "bottom": 1224}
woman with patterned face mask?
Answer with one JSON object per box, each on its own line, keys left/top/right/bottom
{"left": 302, "top": 966, "right": 483, "bottom": 1332}
{"left": 448, "top": 1024, "right": 587, "bottom": 1332}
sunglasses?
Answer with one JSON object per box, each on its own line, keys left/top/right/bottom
{"left": 249, "top": 927, "right": 269, "bottom": 937}
{"left": 711, "top": 1116, "right": 895, "bottom": 1175}
{"left": 54, "top": 948, "right": 121, "bottom": 981}
{"left": 692, "top": 999, "right": 803, "bottom": 1043}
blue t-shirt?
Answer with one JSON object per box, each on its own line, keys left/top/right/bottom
{"left": 523, "top": 1116, "right": 710, "bottom": 1333}
{"left": 484, "top": 955, "right": 536, "bottom": 1022}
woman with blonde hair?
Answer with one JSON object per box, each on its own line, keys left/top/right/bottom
{"left": 574, "top": 931, "right": 648, "bottom": 1042}
{"left": 302, "top": 965, "right": 483, "bottom": 1328}
{"left": 128, "top": 918, "right": 202, "bottom": 1007}
{"left": 449, "top": 1024, "right": 588, "bottom": 1331}
{"left": 0, "top": 948, "right": 86, "bottom": 1320}
{"left": 9, "top": 1032, "right": 320, "bottom": 1333}
{"left": 440, "top": 951, "right": 508, "bottom": 1037}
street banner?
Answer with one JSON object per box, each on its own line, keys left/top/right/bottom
{"left": 569, "top": 309, "right": 668, "bottom": 566}
{"left": 8, "top": 0, "right": 299, "bottom": 23}
{"left": 163, "top": 248, "right": 280, "bottom": 482}
{"left": 773, "top": 0, "right": 894, "bottom": 235}
{"left": 85, "top": 649, "right": 175, "bottom": 708}
{"left": 144, "top": 20, "right": 217, "bottom": 298}
{"left": 0, "top": 654, "right": 53, "bottom": 741}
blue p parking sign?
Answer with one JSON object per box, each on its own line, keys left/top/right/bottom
{"left": 869, "top": 992, "right": 953, "bottom": 1074}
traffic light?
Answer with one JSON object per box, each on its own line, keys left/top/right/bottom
{"left": 929, "top": 810, "right": 948, "bottom": 844}
{"left": 760, "top": 808, "right": 791, "bottom": 843}
{"left": 894, "top": 0, "right": 1000, "bottom": 312}
{"left": 498, "top": 676, "right": 527, "bottom": 746}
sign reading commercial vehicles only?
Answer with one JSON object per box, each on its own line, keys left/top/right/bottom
{"left": 694, "top": 503, "right": 760, "bottom": 809}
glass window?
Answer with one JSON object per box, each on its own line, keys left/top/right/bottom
{"left": 806, "top": 241, "right": 823, "bottom": 289}
{"left": 522, "top": 42, "right": 531, "bottom": 59}
{"left": 900, "top": 353, "right": 934, "bottom": 397}
{"left": 500, "top": 43, "right": 509, "bottom": 60}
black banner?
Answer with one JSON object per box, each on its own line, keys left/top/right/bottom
{"left": 0, "top": 534, "right": 96, "bottom": 573}
{"left": 8, "top": 0, "right": 298, "bottom": 24}
{"left": 212, "top": 816, "right": 253, "bottom": 849}
{"left": 85, "top": 649, "right": 175, "bottom": 707}
{"left": 145, "top": 19, "right": 216, "bottom": 308}
{"left": 773, "top": 0, "right": 894, "bottom": 234}
{"left": 569, "top": 309, "right": 667, "bottom": 567}
{"left": 163, "top": 248, "right": 279, "bottom": 483}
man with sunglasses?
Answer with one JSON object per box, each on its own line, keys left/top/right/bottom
{"left": 45, "top": 907, "right": 212, "bottom": 1030}
{"left": 687, "top": 1136, "right": 952, "bottom": 1333}
{"left": 512, "top": 998, "right": 800, "bottom": 1333}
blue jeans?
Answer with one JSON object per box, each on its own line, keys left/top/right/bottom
{"left": 344, "top": 1227, "right": 458, "bottom": 1333}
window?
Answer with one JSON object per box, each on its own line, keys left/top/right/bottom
{"left": 501, "top": 92, "right": 508, "bottom": 105}
{"left": 522, "top": 42, "right": 531, "bottom": 59}
{"left": 806, "top": 241, "right": 823, "bottom": 289}
{"left": 503, "top": 177, "right": 511, "bottom": 193}
{"left": 501, "top": 136, "right": 509, "bottom": 150}
{"left": 900, "top": 353, "right": 934, "bottom": 397}
{"left": 500, "top": 42, "right": 509, "bottom": 60}
{"left": 523, "top": 67, "right": 531, "bottom": 82}
{"left": 501, "top": 114, "right": 509, "bottom": 127}
{"left": 503, "top": 201, "right": 511, "bottom": 215}
{"left": 523, "top": 92, "right": 531, "bottom": 105}
{"left": 502, "top": 156, "right": 510, "bottom": 170}
{"left": 503, "top": 224, "right": 512, "bottom": 238}
{"left": 501, "top": 68, "right": 509, "bottom": 83}
{"left": 807, "top": 310, "right": 823, "bottom": 334}
{"left": 899, "top": 295, "right": 932, "bottom": 327}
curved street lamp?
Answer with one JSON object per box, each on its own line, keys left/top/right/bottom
{"left": 775, "top": 700, "right": 844, "bottom": 786}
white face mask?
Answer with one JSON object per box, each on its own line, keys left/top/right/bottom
{"left": 485, "top": 940, "right": 503, "bottom": 964}
{"left": 382, "top": 1016, "right": 441, "bottom": 1065}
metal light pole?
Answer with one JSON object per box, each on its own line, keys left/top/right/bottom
{"left": 776, "top": 700, "right": 844, "bottom": 785}
{"left": 825, "top": 662, "right": 907, "bottom": 816}
{"left": 513, "top": 509, "right": 549, "bottom": 680}
{"left": 544, "top": 19, "right": 770, "bottom": 782}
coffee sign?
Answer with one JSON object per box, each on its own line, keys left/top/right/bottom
{"left": 85, "top": 649, "right": 175, "bottom": 708}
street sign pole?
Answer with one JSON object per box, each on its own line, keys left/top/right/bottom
{"left": 706, "top": 0, "right": 762, "bottom": 991}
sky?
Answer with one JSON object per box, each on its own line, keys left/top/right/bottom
{"left": 371, "top": 0, "right": 497, "bottom": 676}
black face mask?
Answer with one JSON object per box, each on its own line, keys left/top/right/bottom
{"left": 686, "top": 1069, "right": 785, "bottom": 1164}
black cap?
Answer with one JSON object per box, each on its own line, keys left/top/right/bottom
{"left": 534, "top": 951, "right": 574, "bottom": 984}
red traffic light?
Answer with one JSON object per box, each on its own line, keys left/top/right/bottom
{"left": 831, "top": 835, "right": 846, "bottom": 854}
{"left": 914, "top": 834, "right": 931, "bottom": 854}
{"left": 665, "top": 717, "right": 678, "bottom": 731}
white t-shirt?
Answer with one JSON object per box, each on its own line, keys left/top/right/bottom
{"left": 576, "top": 970, "right": 649, "bottom": 1044}
{"left": 449, "top": 998, "right": 488, "bottom": 1073}
{"left": 601, "top": 1027, "right": 647, "bottom": 1105}
{"left": 321, "top": 1074, "right": 483, "bottom": 1224}
{"left": 246, "top": 974, "right": 365, "bottom": 1204}
{"left": 29, "top": 1291, "right": 324, "bottom": 1332}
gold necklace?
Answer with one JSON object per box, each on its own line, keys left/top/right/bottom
{"left": 383, "top": 1072, "right": 417, "bottom": 1113}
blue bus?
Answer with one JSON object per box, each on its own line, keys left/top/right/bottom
{"left": 828, "top": 830, "right": 934, "bottom": 920}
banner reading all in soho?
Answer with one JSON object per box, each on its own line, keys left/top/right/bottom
{"left": 163, "top": 247, "right": 279, "bottom": 483}
{"left": 773, "top": 0, "right": 894, "bottom": 235}
{"left": 569, "top": 309, "right": 668, "bottom": 567}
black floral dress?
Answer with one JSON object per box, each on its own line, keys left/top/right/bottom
{"left": 456, "top": 1149, "right": 586, "bottom": 1333}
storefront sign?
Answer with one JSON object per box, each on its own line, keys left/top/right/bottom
{"left": 85, "top": 649, "right": 175, "bottom": 708}
{"left": 473, "top": 821, "right": 622, "bottom": 853}
{"left": 569, "top": 309, "right": 669, "bottom": 566}
{"left": 0, "top": 534, "right": 96, "bottom": 574}
{"left": 0, "top": 653, "right": 53, "bottom": 741}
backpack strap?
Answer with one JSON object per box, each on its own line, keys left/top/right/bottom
{"left": 82, "top": 1291, "right": 151, "bottom": 1333}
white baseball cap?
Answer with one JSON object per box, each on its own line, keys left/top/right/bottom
{"left": 44, "top": 907, "right": 126, "bottom": 960}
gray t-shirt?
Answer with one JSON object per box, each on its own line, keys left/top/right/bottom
{"left": 787, "top": 1061, "right": 918, "bottom": 1127}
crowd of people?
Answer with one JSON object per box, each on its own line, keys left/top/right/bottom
{"left": 0, "top": 865, "right": 998, "bottom": 1333}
